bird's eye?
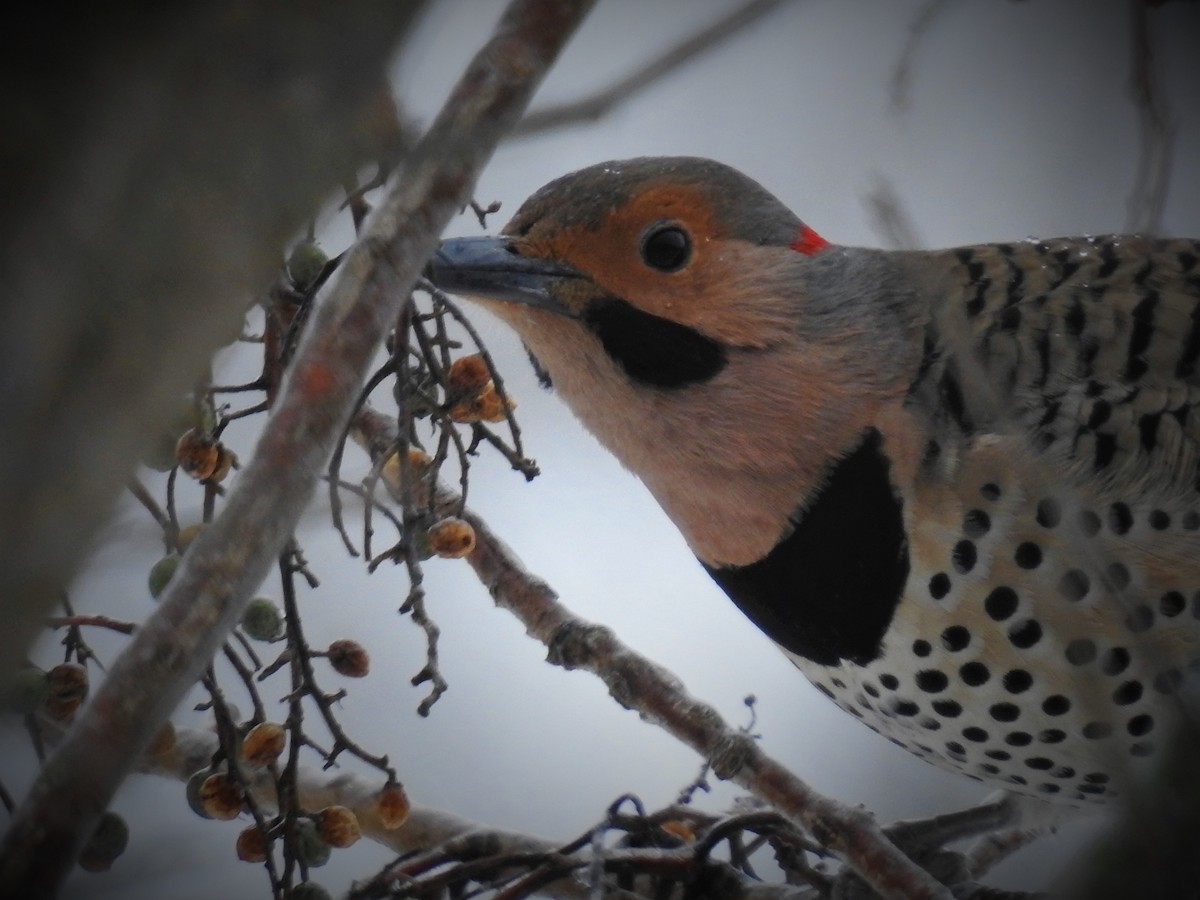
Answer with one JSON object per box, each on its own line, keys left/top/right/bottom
{"left": 640, "top": 225, "right": 691, "bottom": 272}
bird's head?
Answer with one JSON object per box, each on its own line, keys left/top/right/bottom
{"left": 427, "top": 157, "right": 924, "bottom": 564}
{"left": 428, "top": 157, "right": 850, "bottom": 391}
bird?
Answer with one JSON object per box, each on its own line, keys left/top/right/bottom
{"left": 426, "top": 156, "right": 1200, "bottom": 806}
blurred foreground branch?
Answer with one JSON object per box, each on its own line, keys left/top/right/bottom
{"left": 0, "top": 2, "right": 595, "bottom": 896}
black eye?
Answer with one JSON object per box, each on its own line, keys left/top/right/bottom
{"left": 640, "top": 225, "right": 691, "bottom": 272}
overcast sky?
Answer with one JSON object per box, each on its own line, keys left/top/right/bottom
{"left": 9, "top": 2, "right": 1199, "bottom": 898}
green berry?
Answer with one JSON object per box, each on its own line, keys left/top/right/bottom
{"left": 294, "top": 819, "right": 331, "bottom": 868}
{"left": 287, "top": 242, "right": 329, "bottom": 292}
{"left": 148, "top": 555, "right": 180, "bottom": 599}
{"left": 290, "top": 883, "right": 333, "bottom": 900}
{"left": 78, "top": 811, "right": 129, "bottom": 872}
{"left": 241, "top": 598, "right": 283, "bottom": 641}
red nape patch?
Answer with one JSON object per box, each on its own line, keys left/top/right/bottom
{"left": 790, "top": 224, "right": 830, "bottom": 255}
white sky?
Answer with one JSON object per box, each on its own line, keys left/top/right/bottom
{"left": 8, "top": 1, "right": 1199, "bottom": 898}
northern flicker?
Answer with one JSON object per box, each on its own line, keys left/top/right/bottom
{"left": 427, "top": 156, "right": 1200, "bottom": 806}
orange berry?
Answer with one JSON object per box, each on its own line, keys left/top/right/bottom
{"left": 198, "top": 772, "right": 245, "bottom": 820}
{"left": 426, "top": 517, "right": 475, "bottom": 558}
{"left": 236, "top": 825, "right": 270, "bottom": 863}
{"left": 314, "top": 806, "right": 361, "bottom": 848}
{"left": 44, "top": 663, "right": 88, "bottom": 720}
{"left": 446, "top": 354, "right": 492, "bottom": 393}
{"left": 374, "top": 783, "right": 411, "bottom": 830}
{"left": 241, "top": 721, "right": 286, "bottom": 766}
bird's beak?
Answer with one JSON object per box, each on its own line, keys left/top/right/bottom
{"left": 425, "top": 236, "right": 579, "bottom": 318}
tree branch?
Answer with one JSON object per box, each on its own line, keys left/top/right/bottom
{"left": 512, "top": 0, "right": 788, "bottom": 137}
{"left": 0, "top": 2, "right": 595, "bottom": 895}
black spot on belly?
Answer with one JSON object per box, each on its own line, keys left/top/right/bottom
{"left": 702, "top": 428, "right": 909, "bottom": 666}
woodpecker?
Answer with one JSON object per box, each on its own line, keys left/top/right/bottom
{"left": 427, "top": 156, "right": 1200, "bottom": 806}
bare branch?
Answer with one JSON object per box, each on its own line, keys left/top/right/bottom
{"left": 864, "top": 176, "right": 925, "bottom": 250}
{"left": 1125, "top": 0, "right": 1175, "bottom": 234}
{"left": 513, "top": 0, "right": 788, "bottom": 136}
{"left": 0, "top": 2, "right": 596, "bottom": 895}
{"left": 890, "top": 0, "right": 958, "bottom": 112}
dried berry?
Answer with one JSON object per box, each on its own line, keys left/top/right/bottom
{"left": 236, "top": 825, "right": 270, "bottom": 863}
{"left": 186, "top": 770, "right": 215, "bottom": 819}
{"left": 314, "top": 806, "right": 361, "bottom": 848}
{"left": 175, "top": 429, "right": 238, "bottom": 482}
{"left": 326, "top": 640, "right": 369, "bottom": 678}
{"left": 374, "top": 783, "right": 411, "bottom": 830}
{"left": 426, "top": 517, "right": 476, "bottom": 558}
{"left": 78, "top": 811, "right": 129, "bottom": 872}
{"left": 380, "top": 448, "right": 433, "bottom": 504}
{"left": 44, "top": 663, "right": 88, "bottom": 720}
{"left": 448, "top": 383, "right": 515, "bottom": 424}
{"left": 446, "top": 354, "right": 492, "bottom": 394}
{"left": 198, "top": 772, "right": 245, "bottom": 820}
{"left": 241, "top": 721, "right": 286, "bottom": 766}
{"left": 241, "top": 598, "right": 283, "bottom": 641}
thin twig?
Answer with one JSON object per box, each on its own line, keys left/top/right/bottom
{"left": 513, "top": 0, "right": 788, "bottom": 136}
{"left": 890, "top": 0, "right": 957, "bottom": 112}
{"left": 1125, "top": 0, "right": 1175, "bottom": 233}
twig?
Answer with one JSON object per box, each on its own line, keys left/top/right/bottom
{"left": 512, "top": 0, "right": 788, "bottom": 136}
{"left": 1125, "top": 0, "right": 1175, "bottom": 233}
{"left": 865, "top": 176, "right": 924, "bottom": 251}
{"left": 890, "top": 0, "right": 957, "bottom": 112}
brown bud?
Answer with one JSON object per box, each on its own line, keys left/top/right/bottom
{"left": 44, "top": 663, "right": 88, "bottom": 720}
{"left": 241, "top": 721, "right": 286, "bottom": 766}
{"left": 236, "top": 825, "right": 270, "bottom": 863}
{"left": 199, "top": 772, "right": 246, "bottom": 820}
{"left": 314, "top": 806, "right": 361, "bottom": 848}
{"left": 327, "top": 639, "right": 370, "bottom": 678}
{"left": 374, "top": 783, "right": 411, "bottom": 830}
{"left": 427, "top": 517, "right": 475, "bottom": 558}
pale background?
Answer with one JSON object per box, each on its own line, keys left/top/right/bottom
{"left": 6, "top": 1, "right": 1198, "bottom": 897}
